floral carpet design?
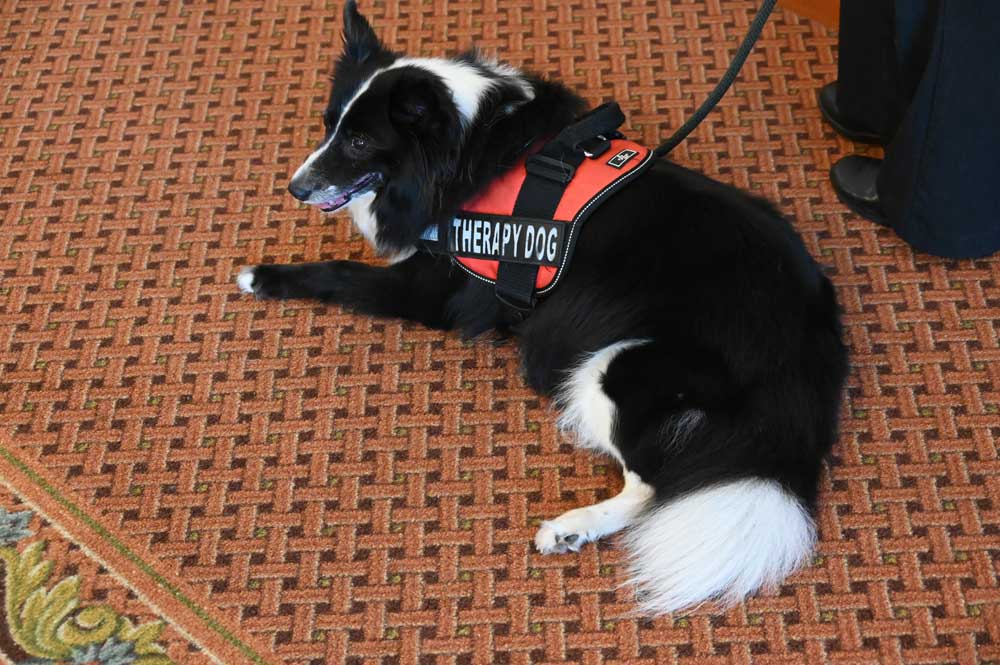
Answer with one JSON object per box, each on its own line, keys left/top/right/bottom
{"left": 0, "top": 486, "right": 212, "bottom": 664}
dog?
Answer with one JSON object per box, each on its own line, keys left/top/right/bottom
{"left": 238, "top": 1, "right": 848, "bottom": 614}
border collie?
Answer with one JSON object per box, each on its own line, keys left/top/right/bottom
{"left": 238, "top": 1, "right": 848, "bottom": 614}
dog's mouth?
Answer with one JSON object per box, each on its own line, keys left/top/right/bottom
{"left": 315, "top": 173, "right": 382, "bottom": 213}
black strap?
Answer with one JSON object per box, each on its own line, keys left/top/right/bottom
{"left": 494, "top": 103, "right": 626, "bottom": 311}
{"left": 653, "top": 0, "right": 776, "bottom": 157}
{"left": 493, "top": 149, "right": 580, "bottom": 310}
{"left": 550, "top": 102, "right": 625, "bottom": 154}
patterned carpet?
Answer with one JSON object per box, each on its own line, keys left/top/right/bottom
{"left": 1, "top": 1, "right": 997, "bottom": 663}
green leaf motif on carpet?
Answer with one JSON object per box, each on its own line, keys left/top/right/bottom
{"left": 0, "top": 508, "right": 173, "bottom": 664}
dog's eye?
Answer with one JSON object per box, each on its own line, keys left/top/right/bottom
{"left": 350, "top": 135, "right": 368, "bottom": 151}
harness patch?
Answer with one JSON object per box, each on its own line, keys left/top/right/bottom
{"left": 449, "top": 213, "right": 564, "bottom": 266}
{"left": 607, "top": 148, "right": 638, "bottom": 168}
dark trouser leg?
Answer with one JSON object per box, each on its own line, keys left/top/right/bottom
{"left": 836, "top": 0, "right": 900, "bottom": 139}
{"left": 836, "top": 0, "right": 939, "bottom": 140}
{"left": 877, "top": 1, "right": 1000, "bottom": 258}
{"left": 893, "top": 0, "right": 939, "bottom": 101}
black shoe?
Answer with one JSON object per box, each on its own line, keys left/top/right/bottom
{"left": 818, "top": 82, "right": 885, "bottom": 145}
{"left": 830, "top": 155, "right": 888, "bottom": 226}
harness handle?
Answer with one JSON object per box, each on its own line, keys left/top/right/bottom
{"left": 652, "top": 0, "right": 778, "bottom": 158}
{"left": 551, "top": 102, "right": 626, "bottom": 154}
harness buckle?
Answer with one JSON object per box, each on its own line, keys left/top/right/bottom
{"left": 525, "top": 155, "right": 575, "bottom": 184}
{"left": 579, "top": 135, "right": 611, "bottom": 158}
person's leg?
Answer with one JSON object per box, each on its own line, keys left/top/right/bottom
{"left": 833, "top": 0, "right": 900, "bottom": 140}
{"left": 876, "top": 1, "right": 1000, "bottom": 258}
{"left": 893, "top": 0, "right": 939, "bottom": 103}
{"left": 823, "top": 0, "right": 938, "bottom": 143}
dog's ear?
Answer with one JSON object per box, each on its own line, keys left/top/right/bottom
{"left": 342, "top": 1, "right": 381, "bottom": 63}
{"left": 392, "top": 92, "right": 430, "bottom": 127}
{"left": 389, "top": 77, "right": 454, "bottom": 133}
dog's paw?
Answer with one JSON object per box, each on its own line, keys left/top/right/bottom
{"left": 236, "top": 265, "right": 285, "bottom": 299}
{"left": 534, "top": 508, "right": 599, "bottom": 554}
{"left": 237, "top": 266, "right": 258, "bottom": 295}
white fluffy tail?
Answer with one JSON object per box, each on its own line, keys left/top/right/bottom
{"left": 620, "top": 478, "right": 815, "bottom": 614}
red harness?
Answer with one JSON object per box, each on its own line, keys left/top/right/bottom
{"left": 454, "top": 139, "right": 651, "bottom": 292}
{"left": 421, "top": 103, "right": 655, "bottom": 310}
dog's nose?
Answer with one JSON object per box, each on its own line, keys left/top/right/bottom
{"left": 287, "top": 181, "right": 312, "bottom": 201}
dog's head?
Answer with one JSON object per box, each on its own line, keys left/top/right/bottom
{"left": 286, "top": 1, "right": 397, "bottom": 221}
{"left": 288, "top": 1, "right": 534, "bottom": 258}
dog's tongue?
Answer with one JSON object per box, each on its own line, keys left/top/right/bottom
{"left": 319, "top": 192, "right": 351, "bottom": 212}
{"left": 316, "top": 174, "right": 378, "bottom": 212}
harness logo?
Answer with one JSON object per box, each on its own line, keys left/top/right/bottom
{"left": 449, "top": 213, "right": 565, "bottom": 267}
{"left": 607, "top": 148, "right": 639, "bottom": 169}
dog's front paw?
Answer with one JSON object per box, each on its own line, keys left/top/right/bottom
{"left": 236, "top": 265, "right": 286, "bottom": 299}
{"left": 534, "top": 508, "right": 599, "bottom": 554}
{"left": 236, "top": 266, "right": 258, "bottom": 295}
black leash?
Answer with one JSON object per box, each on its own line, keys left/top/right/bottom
{"left": 652, "top": 0, "right": 778, "bottom": 158}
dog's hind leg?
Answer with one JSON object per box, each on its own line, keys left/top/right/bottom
{"left": 535, "top": 340, "right": 656, "bottom": 554}
{"left": 535, "top": 469, "right": 654, "bottom": 553}
{"left": 552, "top": 340, "right": 648, "bottom": 464}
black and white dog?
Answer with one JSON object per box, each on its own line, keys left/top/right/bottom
{"left": 238, "top": 1, "right": 848, "bottom": 613}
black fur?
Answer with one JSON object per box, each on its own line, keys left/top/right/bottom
{"left": 256, "top": 2, "right": 848, "bottom": 519}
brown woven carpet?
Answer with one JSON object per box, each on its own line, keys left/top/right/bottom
{"left": 1, "top": 1, "right": 998, "bottom": 664}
